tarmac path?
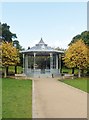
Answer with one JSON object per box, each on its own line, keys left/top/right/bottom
{"left": 32, "top": 77, "right": 87, "bottom": 118}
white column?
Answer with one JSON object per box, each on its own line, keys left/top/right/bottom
{"left": 56, "top": 54, "right": 58, "bottom": 69}
{"left": 59, "top": 54, "right": 61, "bottom": 73}
{"left": 50, "top": 53, "right": 53, "bottom": 69}
{"left": 25, "top": 54, "right": 28, "bottom": 74}
{"left": 34, "top": 53, "right": 36, "bottom": 70}
{"left": 23, "top": 54, "right": 25, "bottom": 73}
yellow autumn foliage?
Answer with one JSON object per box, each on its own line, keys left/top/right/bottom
{"left": 2, "top": 42, "right": 20, "bottom": 66}
{"left": 0, "top": 42, "right": 2, "bottom": 66}
{"left": 63, "top": 40, "right": 89, "bottom": 69}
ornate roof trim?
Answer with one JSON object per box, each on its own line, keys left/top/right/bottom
{"left": 20, "top": 38, "right": 64, "bottom": 54}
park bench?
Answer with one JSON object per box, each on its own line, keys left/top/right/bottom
{"left": 15, "top": 73, "right": 27, "bottom": 79}
{"left": 63, "top": 74, "right": 74, "bottom": 79}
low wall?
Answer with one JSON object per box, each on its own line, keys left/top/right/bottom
{"left": 24, "top": 69, "right": 60, "bottom": 77}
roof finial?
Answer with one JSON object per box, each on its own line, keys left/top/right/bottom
{"left": 41, "top": 37, "right": 43, "bottom": 41}
{"left": 39, "top": 37, "right": 44, "bottom": 44}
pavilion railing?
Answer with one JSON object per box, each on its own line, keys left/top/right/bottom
{"left": 25, "top": 68, "right": 60, "bottom": 77}
{"left": 26, "top": 68, "right": 59, "bottom": 74}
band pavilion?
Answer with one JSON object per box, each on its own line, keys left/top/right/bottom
{"left": 21, "top": 38, "right": 64, "bottom": 77}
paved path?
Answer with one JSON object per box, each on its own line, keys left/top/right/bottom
{"left": 32, "top": 78, "right": 87, "bottom": 118}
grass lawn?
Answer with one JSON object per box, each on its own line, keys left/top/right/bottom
{"left": 59, "top": 77, "right": 89, "bottom": 93}
{"left": 1, "top": 66, "right": 23, "bottom": 74}
{"left": 9, "top": 66, "right": 23, "bottom": 73}
{"left": 2, "top": 78, "right": 32, "bottom": 118}
{"left": 62, "top": 67, "right": 79, "bottom": 74}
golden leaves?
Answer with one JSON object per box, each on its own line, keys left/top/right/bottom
{"left": 2, "top": 42, "right": 20, "bottom": 66}
{"left": 63, "top": 39, "right": 89, "bottom": 69}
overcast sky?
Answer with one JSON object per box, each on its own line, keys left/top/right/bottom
{"left": 1, "top": 1, "right": 87, "bottom": 49}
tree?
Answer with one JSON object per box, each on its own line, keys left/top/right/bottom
{"left": 13, "top": 40, "right": 24, "bottom": 73}
{"left": 2, "top": 42, "right": 20, "bottom": 77}
{"left": 68, "top": 31, "right": 89, "bottom": 74}
{"left": 13, "top": 40, "right": 25, "bottom": 72}
{"left": 1, "top": 22, "right": 24, "bottom": 74}
{"left": 68, "top": 34, "right": 81, "bottom": 46}
{"left": 0, "top": 40, "right": 2, "bottom": 67}
{"left": 2, "top": 23, "right": 17, "bottom": 42}
{"left": 69, "top": 31, "right": 89, "bottom": 46}
{"left": 63, "top": 40, "right": 89, "bottom": 77}
{"left": 81, "top": 31, "right": 89, "bottom": 45}
{"left": 55, "top": 47, "right": 66, "bottom": 51}
{"left": 13, "top": 40, "right": 23, "bottom": 50}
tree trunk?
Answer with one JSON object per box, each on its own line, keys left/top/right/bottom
{"left": 4, "top": 67, "right": 7, "bottom": 78}
{"left": 87, "top": 69, "right": 89, "bottom": 76}
{"left": 6, "top": 66, "right": 8, "bottom": 76}
{"left": 81, "top": 69, "right": 84, "bottom": 76}
{"left": 78, "top": 69, "right": 81, "bottom": 78}
{"left": 15, "top": 66, "right": 17, "bottom": 74}
{"left": 72, "top": 68, "right": 74, "bottom": 74}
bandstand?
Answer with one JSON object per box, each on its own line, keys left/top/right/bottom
{"left": 21, "top": 38, "right": 64, "bottom": 77}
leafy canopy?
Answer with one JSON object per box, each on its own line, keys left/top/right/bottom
{"left": 69, "top": 31, "right": 89, "bottom": 46}
{"left": 2, "top": 42, "right": 20, "bottom": 67}
{"left": 63, "top": 40, "right": 89, "bottom": 70}
{"left": 0, "top": 22, "right": 17, "bottom": 42}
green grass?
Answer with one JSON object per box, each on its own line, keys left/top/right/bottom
{"left": 2, "top": 78, "right": 32, "bottom": 118}
{"left": 62, "top": 67, "right": 79, "bottom": 74}
{"left": 9, "top": 66, "right": 23, "bottom": 73}
{"left": 59, "top": 78, "right": 89, "bottom": 93}
{"left": 2, "top": 66, "right": 23, "bottom": 74}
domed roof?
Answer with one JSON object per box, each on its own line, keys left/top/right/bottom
{"left": 21, "top": 38, "right": 64, "bottom": 54}
{"left": 29, "top": 38, "right": 54, "bottom": 51}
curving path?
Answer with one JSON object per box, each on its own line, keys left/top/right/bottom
{"left": 32, "top": 77, "right": 87, "bottom": 118}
